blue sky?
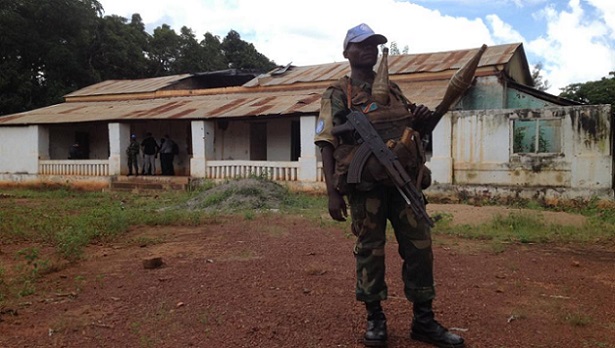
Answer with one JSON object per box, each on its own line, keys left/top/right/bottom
{"left": 98, "top": 0, "right": 615, "bottom": 95}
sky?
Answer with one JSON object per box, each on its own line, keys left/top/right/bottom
{"left": 97, "top": 0, "right": 615, "bottom": 95}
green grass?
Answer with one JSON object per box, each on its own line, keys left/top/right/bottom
{"left": 432, "top": 208, "right": 615, "bottom": 245}
{"left": 1, "top": 184, "right": 615, "bottom": 304}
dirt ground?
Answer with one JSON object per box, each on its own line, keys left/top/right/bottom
{"left": 1, "top": 201, "right": 614, "bottom": 348}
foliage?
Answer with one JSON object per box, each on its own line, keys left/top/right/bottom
{"left": 388, "top": 41, "right": 408, "bottom": 56}
{"left": 0, "top": 1, "right": 278, "bottom": 116}
{"left": 559, "top": 72, "right": 615, "bottom": 106}
{"left": 531, "top": 62, "right": 551, "bottom": 91}
{"left": 221, "top": 30, "right": 277, "bottom": 72}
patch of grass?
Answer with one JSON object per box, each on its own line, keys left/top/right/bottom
{"left": 243, "top": 211, "right": 255, "bottom": 220}
{"left": 12, "top": 247, "right": 52, "bottom": 297}
{"left": 130, "top": 236, "right": 164, "bottom": 247}
{"left": 562, "top": 311, "right": 592, "bottom": 327}
{"left": 198, "top": 189, "right": 234, "bottom": 208}
{"left": 434, "top": 210, "right": 612, "bottom": 245}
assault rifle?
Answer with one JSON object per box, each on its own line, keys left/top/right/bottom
{"left": 332, "top": 110, "right": 435, "bottom": 227}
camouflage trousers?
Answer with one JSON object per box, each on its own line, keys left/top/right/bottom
{"left": 127, "top": 155, "right": 139, "bottom": 175}
{"left": 348, "top": 185, "right": 435, "bottom": 304}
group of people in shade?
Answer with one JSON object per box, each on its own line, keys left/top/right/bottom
{"left": 125, "top": 132, "right": 178, "bottom": 176}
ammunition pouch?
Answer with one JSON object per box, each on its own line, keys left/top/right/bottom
{"left": 333, "top": 129, "right": 432, "bottom": 193}
{"left": 332, "top": 144, "right": 357, "bottom": 194}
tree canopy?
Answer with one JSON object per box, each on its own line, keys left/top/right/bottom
{"left": 559, "top": 72, "right": 615, "bottom": 106}
{"left": 0, "top": 0, "right": 277, "bottom": 116}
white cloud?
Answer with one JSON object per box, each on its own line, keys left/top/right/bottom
{"left": 98, "top": 0, "right": 615, "bottom": 94}
{"left": 527, "top": 0, "right": 615, "bottom": 93}
{"left": 585, "top": 0, "right": 615, "bottom": 40}
{"left": 485, "top": 14, "right": 525, "bottom": 43}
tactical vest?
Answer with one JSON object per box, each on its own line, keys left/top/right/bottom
{"left": 331, "top": 77, "right": 431, "bottom": 193}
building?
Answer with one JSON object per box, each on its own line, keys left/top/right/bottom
{"left": 0, "top": 43, "right": 612, "bottom": 200}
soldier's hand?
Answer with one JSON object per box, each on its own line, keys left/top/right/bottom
{"left": 412, "top": 104, "right": 432, "bottom": 120}
{"left": 328, "top": 190, "right": 348, "bottom": 222}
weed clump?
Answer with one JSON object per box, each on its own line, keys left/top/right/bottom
{"left": 185, "top": 178, "right": 288, "bottom": 212}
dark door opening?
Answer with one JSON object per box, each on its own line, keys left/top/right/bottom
{"left": 290, "top": 120, "right": 300, "bottom": 161}
{"left": 250, "top": 122, "right": 267, "bottom": 161}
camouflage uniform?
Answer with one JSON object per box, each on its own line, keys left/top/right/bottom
{"left": 126, "top": 138, "right": 140, "bottom": 175}
{"left": 315, "top": 75, "right": 436, "bottom": 304}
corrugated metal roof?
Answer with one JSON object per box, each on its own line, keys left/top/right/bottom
{"left": 0, "top": 43, "right": 525, "bottom": 125}
{"left": 0, "top": 80, "right": 454, "bottom": 125}
{"left": 65, "top": 74, "right": 192, "bottom": 97}
{"left": 0, "top": 89, "right": 326, "bottom": 125}
{"left": 244, "top": 43, "right": 521, "bottom": 88}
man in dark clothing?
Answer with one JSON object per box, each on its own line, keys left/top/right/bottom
{"left": 314, "top": 23, "right": 464, "bottom": 348}
{"left": 158, "top": 134, "right": 177, "bottom": 175}
{"left": 141, "top": 132, "right": 159, "bottom": 175}
{"left": 69, "top": 143, "right": 85, "bottom": 159}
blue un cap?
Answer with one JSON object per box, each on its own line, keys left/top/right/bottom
{"left": 343, "top": 23, "right": 387, "bottom": 50}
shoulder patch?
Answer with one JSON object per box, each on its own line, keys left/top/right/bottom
{"left": 315, "top": 119, "right": 325, "bottom": 134}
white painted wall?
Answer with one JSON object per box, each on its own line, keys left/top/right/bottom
{"left": 191, "top": 120, "right": 215, "bottom": 177}
{"left": 299, "top": 115, "right": 318, "bottom": 181}
{"left": 214, "top": 121, "right": 250, "bottom": 160}
{"left": 0, "top": 126, "right": 40, "bottom": 174}
{"left": 267, "top": 118, "right": 291, "bottom": 161}
{"left": 108, "top": 123, "right": 129, "bottom": 175}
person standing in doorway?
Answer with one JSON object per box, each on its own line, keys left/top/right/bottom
{"left": 158, "top": 134, "right": 177, "bottom": 176}
{"left": 141, "top": 132, "right": 159, "bottom": 175}
{"left": 126, "top": 134, "right": 140, "bottom": 176}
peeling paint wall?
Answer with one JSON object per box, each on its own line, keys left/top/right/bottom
{"left": 447, "top": 105, "right": 612, "bottom": 192}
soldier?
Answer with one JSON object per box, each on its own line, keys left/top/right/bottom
{"left": 126, "top": 134, "right": 140, "bottom": 176}
{"left": 314, "top": 23, "right": 465, "bottom": 348}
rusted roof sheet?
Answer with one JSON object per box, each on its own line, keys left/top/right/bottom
{"left": 65, "top": 74, "right": 192, "bottom": 97}
{"left": 0, "top": 43, "right": 526, "bottom": 125}
{"left": 0, "top": 89, "right": 327, "bottom": 125}
{"left": 245, "top": 43, "right": 522, "bottom": 88}
{"left": 0, "top": 80, "right": 455, "bottom": 125}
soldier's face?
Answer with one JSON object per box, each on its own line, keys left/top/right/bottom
{"left": 344, "top": 40, "right": 379, "bottom": 69}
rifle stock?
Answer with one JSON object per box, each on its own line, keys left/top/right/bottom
{"left": 332, "top": 111, "right": 435, "bottom": 227}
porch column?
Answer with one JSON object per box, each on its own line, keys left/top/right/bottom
{"left": 429, "top": 113, "right": 454, "bottom": 184}
{"left": 298, "top": 115, "right": 318, "bottom": 182}
{"left": 108, "top": 123, "right": 130, "bottom": 175}
{"left": 191, "top": 120, "right": 215, "bottom": 178}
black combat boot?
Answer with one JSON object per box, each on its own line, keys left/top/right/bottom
{"left": 363, "top": 301, "right": 387, "bottom": 347}
{"left": 411, "top": 300, "right": 464, "bottom": 348}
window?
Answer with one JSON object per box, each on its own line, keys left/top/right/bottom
{"left": 512, "top": 118, "right": 561, "bottom": 154}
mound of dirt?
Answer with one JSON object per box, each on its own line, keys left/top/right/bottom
{"left": 185, "top": 178, "right": 289, "bottom": 212}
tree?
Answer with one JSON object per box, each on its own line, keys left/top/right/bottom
{"left": 89, "top": 14, "right": 151, "bottom": 80}
{"left": 559, "top": 72, "right": 615, "bottom": 105}
{"left": 531, "top": 63, "right": 551, "bottom": 91}
{"left": 0, "top": 1, "right": 279, "bottom": 116}
{"left": 172, "top": 26, "right": 206, "bottom": 74}
{"left": 0, "top": 0, "right": 103, "bottom": 115}
{"left": 221, "top": 30, "right": 276, "bottom": 72}
{"left": 200, "top": 32, "right": 228, "bottom": 71}
{"left": 389, "top": 41, "right": 400, "bottom": 55}
{"left": 148, "top": 24, "right": 181, "bottom": 76}
{"left": 387, "top": 41, "right": 409, "bottom": 56}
